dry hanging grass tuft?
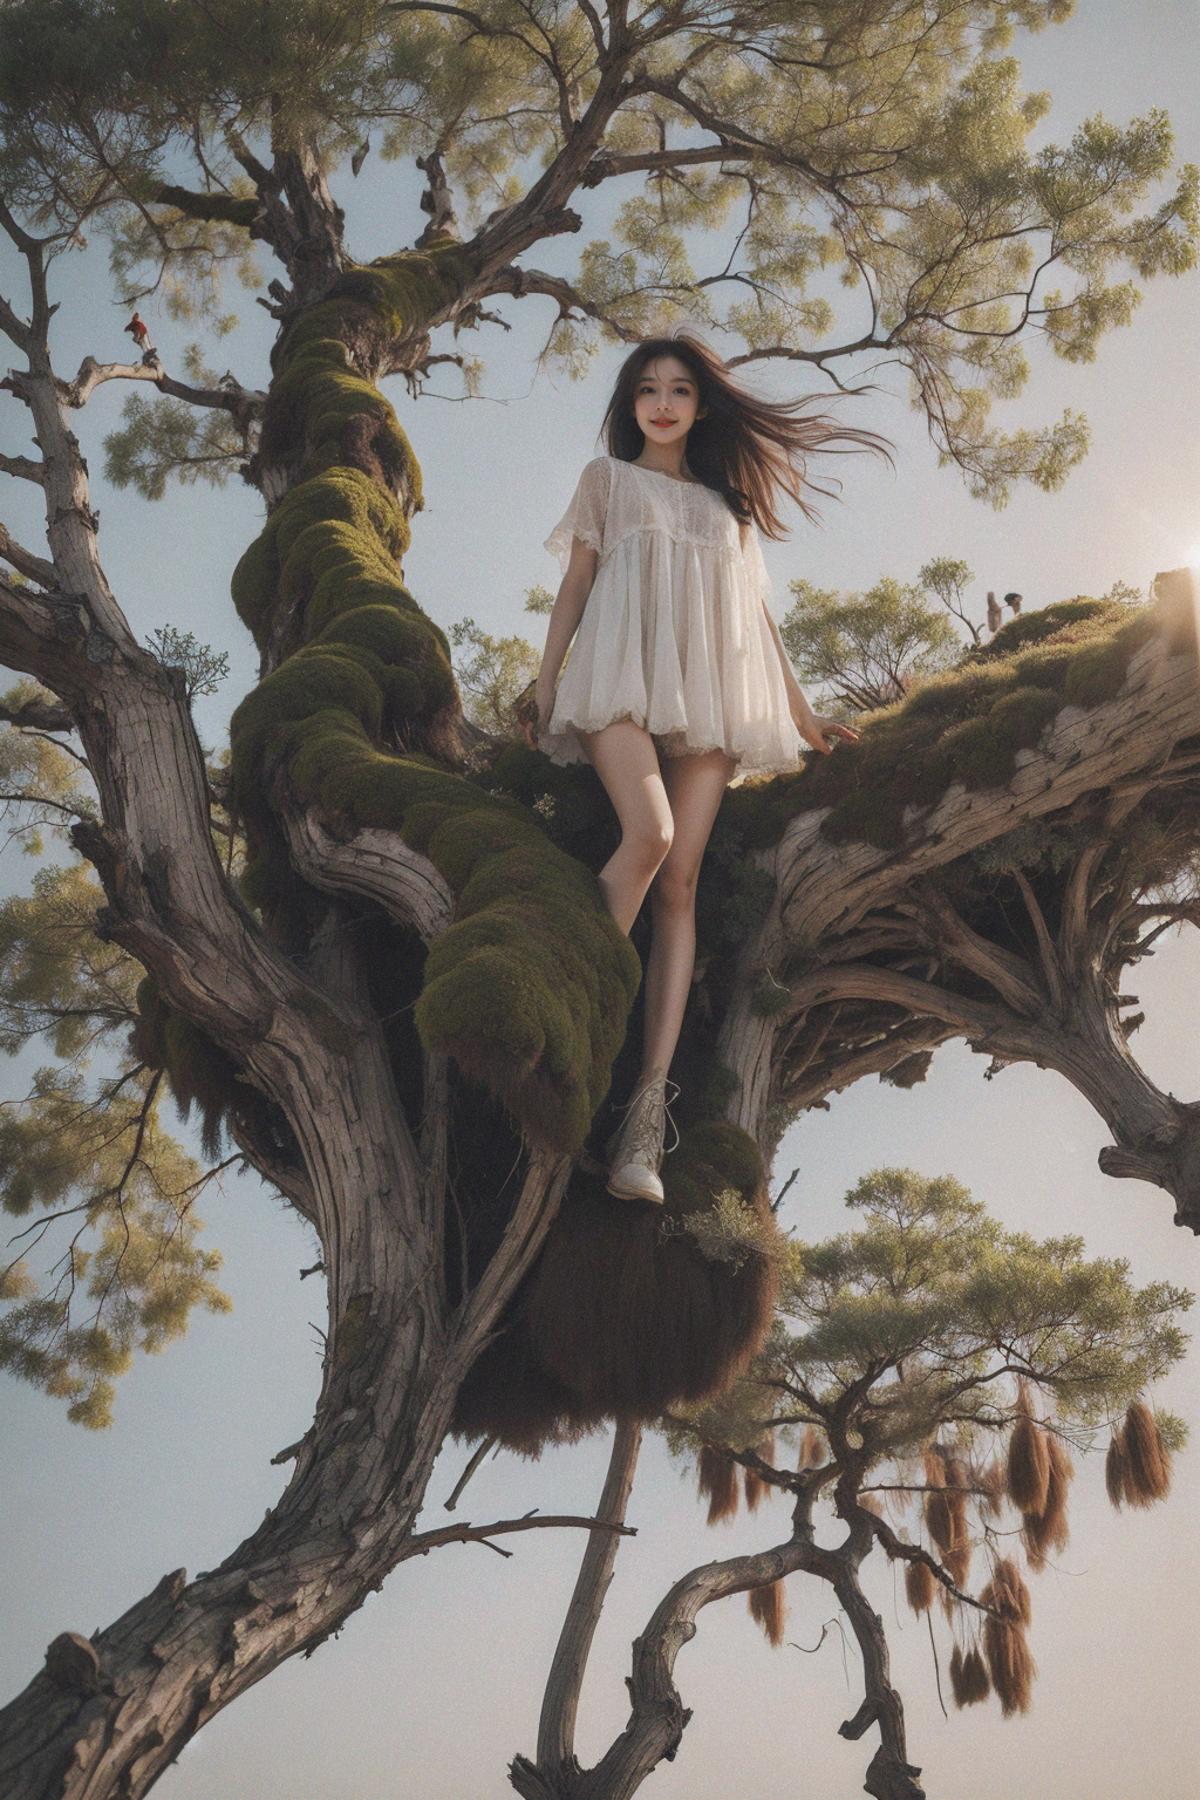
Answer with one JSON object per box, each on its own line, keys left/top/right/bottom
{"left": 856, "top": 1492, "right": 885, "bottom": 1517}
{"left": 975, "top": 1458, "right": 1007, "bottom": 1519}
{"left": 1022, "top": 1434, "right": 1073, "bottom": 1567}
{"left": 1122, "top": 1399, "right": 1172, "bottom": 1506}
{"left": 951, "top": 1639, "right": 994, "bottom": 1707}
{"left": 1006, "top": 1409, "right": 1051, "bottom": 1516}
{"left": 944, "top": 1542, "right": 972, "bottom": 1591}
{"left": 985, "top": 1557, "right": 1032, "bottom": 1628}
{"left": 698, "top": 1443, "right": 739, "bottom": 1523}
{"left": 1105, "top": 1429, "right": 1130, "bottom": 1508}
{"left": 799, "top": 1424, "right": 826, "bottom": 1469}
{"left": 905, "top": 1557, "right": 937, "bottom": 1615}
{"left": 923, "top": 1450, "right": 956, "bottom": 1554}
{"left": 982, "top": 1616, "right": 1037, "bottom": 1716}
{"left": 961, "top": 1645, "right": 991, "bottom": 1705}
{"left": 743, "top": 1430, "right": 776, "bottom": 1512}
{"left": 949, "top": 1644, "right": 970, "bottom": 1707}
{"left": 943, "top": 1455, "right": 970, "bottom": 1555}
{"left": 748, "top": 1578, "right": 786, "bottom": 1647}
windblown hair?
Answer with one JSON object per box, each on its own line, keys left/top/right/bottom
{"left": 748, "top": 1578, "right": 787, "bottom": 1647}
{"left": 599, "top": 331, "right": 894, "bottom": 538}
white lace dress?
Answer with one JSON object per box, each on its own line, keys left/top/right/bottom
{"left": 540, "top": 454, "right": 807, "bottom": 779}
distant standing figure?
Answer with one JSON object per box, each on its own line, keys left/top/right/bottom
{"left": 1004, "top": 591, "right": 1023, "bottom": 616}
{"left": 523, "top": 331, "right": 892, "bottom": 1206}
{"left": 124, "top": 311, "right": 156, "bottom": 358}
{"left": 987, "top": 591, "right": 1002, "bottom": 633}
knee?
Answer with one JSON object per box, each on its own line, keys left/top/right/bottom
{"left": 622, "top": 819, "right": 674, "bottom": 874}
{"left": 652, "top": 860, "right": 698, "bottom": 913}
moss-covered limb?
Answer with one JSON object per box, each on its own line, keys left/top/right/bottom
{"left": 774, "top": 577, "right": 1199, "bottom": 950}
{"left": 228, "top": 241, "right": 647, "bottom": 1158}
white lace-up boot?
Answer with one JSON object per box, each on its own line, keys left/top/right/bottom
{"left": 605, "top": 1072, "right": 681, "bottom": 1204}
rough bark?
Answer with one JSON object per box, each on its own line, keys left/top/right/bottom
{"left": 719, "top": 620, "right": 1200, "bottom": 1226}
{"left": 531, "top": 1418, "right": 644, "bottom": 1787}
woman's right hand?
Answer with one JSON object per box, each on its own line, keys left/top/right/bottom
{"left": 518, "top": 683, "right": 554, "bottom": 749}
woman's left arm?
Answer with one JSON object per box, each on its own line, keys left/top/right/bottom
{"left": 741, "top": 521, "right": 860, "bottom": 756}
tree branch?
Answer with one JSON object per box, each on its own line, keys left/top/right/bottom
{"left": 405, "top": 1506, "right": 637, "bottom": 1562}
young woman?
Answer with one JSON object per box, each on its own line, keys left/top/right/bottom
{"left": 522, "top": 332, "right": 892, "bottom": 1205}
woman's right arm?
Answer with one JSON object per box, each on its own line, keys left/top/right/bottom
{"left": 531, "top": 536, "right": 598, "bottom": 732}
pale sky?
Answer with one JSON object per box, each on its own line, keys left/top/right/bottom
{"left": 3, "top": 4, "right": 1199, "bottom": 1796}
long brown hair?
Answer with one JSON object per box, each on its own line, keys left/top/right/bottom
{"left": 599, "top": 331, "right": 893, "bottom": 539}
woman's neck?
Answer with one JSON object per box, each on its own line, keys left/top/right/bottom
{"left": 632, "top": 445, "right": 692, "bottom": 480}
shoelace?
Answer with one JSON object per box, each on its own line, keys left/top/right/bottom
{"left": 610, "top": 1074, "right": 682, "bottom": 1165}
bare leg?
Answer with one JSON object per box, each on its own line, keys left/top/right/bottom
{"left": 640, "top": 747, "right": 736, "bottom": 1080}
{"left": 577, "top": 718, "right": 674, "bottom": 937}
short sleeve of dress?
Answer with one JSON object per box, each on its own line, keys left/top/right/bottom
{"left": 543, "top": 457, "right": 611, "bottom": 570}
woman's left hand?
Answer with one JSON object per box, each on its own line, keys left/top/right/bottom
{"left": 792, "top": 706, "right": 860, "bottom": 755}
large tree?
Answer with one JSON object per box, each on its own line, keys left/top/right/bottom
{"left": 0, "top": 3, "right": 1198, "bottom": 1793}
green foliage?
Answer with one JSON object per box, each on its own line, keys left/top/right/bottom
{"left": 780, "top": 575, "right": 962, "bottom": 713}
{"left": 1, "top": 3, "right": 1195, "bottom": 503}
{"left": 0, "top": 766, "right": 237, "bottom": 1425}
{"left": 144, "top": 626, "right": 230, "bottom": 701}
{"left": 0, "top": 1064, "right": 231, "bottom": 1427}
{"left": 449, "top": 615, "right": 540, "bottom": 735}
{"left": 673, "top": 1164, "right": 1191, "bottom": 1490}
{"left": 786, "top": 584, "right": 1195, "bottom": 851}
{"left": 0, "top": 682, "right": 96, "bottom": 855}
{"left": 0, "top": 862, "right": 136, "bottom": 1057}
{"left": 773, "top": 1168, "right": 1191, "bottom": 1444}
{"left": 104, "top": 390, "right": 247, "bottom": 501}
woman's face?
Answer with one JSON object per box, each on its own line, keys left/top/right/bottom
{"left": 632, "top": 354, "right": 706, "bottom": 449}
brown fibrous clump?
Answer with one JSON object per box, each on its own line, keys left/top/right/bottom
{"left": 982, "top": 1616, "right": 1037, "bottom": 1716}
{"left": 975, "top": 1458, "right": 1008, "bottom": 1519}
{"left": 983, "top": 1557, "right": 1032, "bottom": 1627}
{"left": 1006, "top": 1390, "right": 1051, "bottom": 1516}
{"left": 798, "top": 1424, "right": 826, "bottom": 1469}
{"left": 743, "top": 1430, "right": 776, "bottom": 1513}
{"left": 905, "top": 1557, "right": 937, "bottom": 1615}
{"left": 949, "top": 1643, "right": 990, "bottom": 1707}
{"left": 748, "top": 1578, "right": 786, "bottom": 1647}
{"left": 1105, "top": 1429, "right": 1129, "bottom": 1508}
{"left": 959, "top": 1645, "right": 991, "bottom": 1706}
{"left": 698, "top": 1443, "right": 739, "bottom": 1523}
{"left": 1121, "top": 1399, "right": 1172, "bottom": 1506}
{"left": 923, "top": 1450, "right": 955, "bottom": 1554}
{"left": 1022, "top": 1433, "right": 1073, "bottom": 1568}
